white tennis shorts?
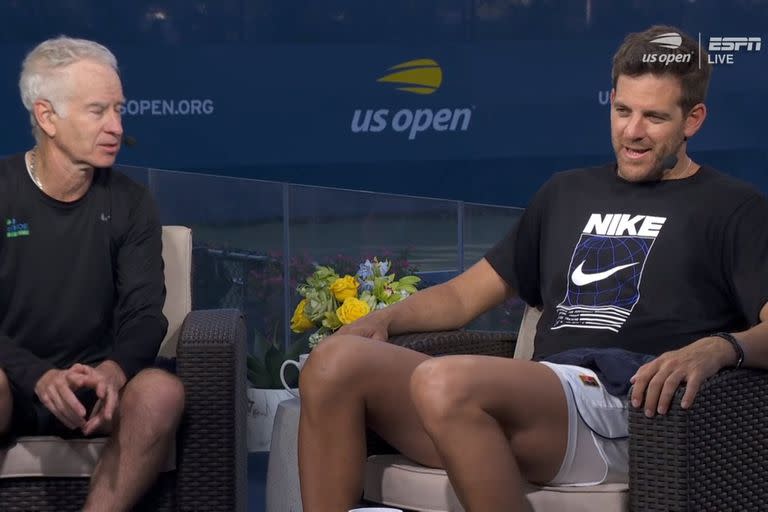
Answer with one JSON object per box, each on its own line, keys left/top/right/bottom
{"left": 540, "top": 361, "right": 629, "bottom": 486}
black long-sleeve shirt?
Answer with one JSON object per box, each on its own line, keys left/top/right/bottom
{"left": 0, "top": 153, "right": 168, "bottom": 400}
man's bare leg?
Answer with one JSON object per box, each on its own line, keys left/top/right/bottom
{"left": 410, "top": 356, "right": 569, "bottom": 511}
{"left": 83, "top": 368, "right": 185, "bottom": 512}
{"left": 0, "top": 369, "right": 13, "bottom": 435}
{"left": 298, "top": 335, "right": 442, "bottom": 511}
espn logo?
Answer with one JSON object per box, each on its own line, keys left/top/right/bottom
{"left": 708, "top": 37, "right": 762, "bottom": 52}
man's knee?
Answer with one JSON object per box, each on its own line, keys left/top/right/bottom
{"left": 410, "top": 357, "right": 478, "bottom": 429}
{"left": 0, "top": 369, "right": 12, "bottom": 434}
{"left": 299, "top": 335, "right": 370, "bottom": 401}
{"left": 121, "top": 369, "right": 185, "bottom": 435}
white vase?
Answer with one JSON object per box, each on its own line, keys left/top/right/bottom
{"left": 247, "top": 387, "right": 297, "bottom": 452}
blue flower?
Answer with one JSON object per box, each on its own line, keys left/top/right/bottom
{"left": 356, "top": 260, "right": 373, "bottom": 280}
{"left": 376, "top": 259, "right": 391, "bottom": 276}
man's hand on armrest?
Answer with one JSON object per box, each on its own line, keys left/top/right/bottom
{"left": 629, "top": 336, "right": 737, "bottom": 418}
{"left": 633, "top": 302, "right": 768, "bottom": 418}
{"left": 334, "top": 308, "right": 393, "bottom": 342}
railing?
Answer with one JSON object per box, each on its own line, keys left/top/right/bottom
{"left": 120, "top": 165, "right": 525, "bottom": 355}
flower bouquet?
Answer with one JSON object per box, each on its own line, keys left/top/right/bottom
{"left": 291, "top": 258, "right": 421, "bottom": 348}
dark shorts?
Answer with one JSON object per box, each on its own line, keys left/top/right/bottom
{"left": 2, "top": 359, "right": 176, "bottom": 441}
{"left": 5, "top": 388, "right": 101, "bottom": 440}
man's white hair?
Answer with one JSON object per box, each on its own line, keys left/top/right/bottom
{"left": 19, "top": 36, "right": 118, "bottom": 136}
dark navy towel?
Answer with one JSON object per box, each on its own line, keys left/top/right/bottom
{"left": 542, "top": 348, "right": 656, "bottom": 397}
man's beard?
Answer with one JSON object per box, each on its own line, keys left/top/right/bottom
{"left": 615, "top": 133, "right": 686, "bottom": 183}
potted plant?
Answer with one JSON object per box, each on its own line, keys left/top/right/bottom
{"left": 247, "top": 330, "right": 307, "bottom": 389}
{"left": 246, "top": 329, "right": 308, "bottom": 452}
{"left": 246, "top": 255, "right": 420, "bottom": 452}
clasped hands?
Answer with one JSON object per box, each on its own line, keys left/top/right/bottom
{"left": 34, "top": 361, "right": 127, "bottom": 435}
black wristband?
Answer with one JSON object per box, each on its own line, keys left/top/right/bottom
{"left": 711, "top": 332, "right": 744, "bottom": 368}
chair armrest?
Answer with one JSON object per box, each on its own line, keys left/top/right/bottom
{"left": 388, "top": 330, "right": 516, "bottom": 358}
{"left": 175, "top": 308, "right": 247, "bottom": 512}
{"left": 629, "top": 368, "right": 768, "bottom": 511}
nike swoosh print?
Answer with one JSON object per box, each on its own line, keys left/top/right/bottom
{"left": 571, "top": 261, "right": 639, "bottom": 286}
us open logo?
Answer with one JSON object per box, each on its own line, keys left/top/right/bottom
{"left": 639, "top": 31, "right": 761, "bottom": 68}
{"left": 642, "top": 32, "right": 693, "bottom": 65}
{"left": 351, "top": 59, "right": 473, "bottom": 140}
{"left": 649, "top": 32, "right": 683, "bottom": 49}
{"left": 376, "top": 58, "right": 443, "bottom": 95}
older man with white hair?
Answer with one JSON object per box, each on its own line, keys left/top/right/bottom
{"left": 0, "top": 36, "right": 184, "bottom": 511}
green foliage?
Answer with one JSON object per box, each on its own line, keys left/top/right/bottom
{"left": 246, "top": 329, "right": 309, "bottom": 389}
{"left": 292, "top": 257, "right": 422, "bottom": 349}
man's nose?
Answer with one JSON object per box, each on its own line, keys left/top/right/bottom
{"left": 623, "top": 115, "right": 646, "bottom": 140}
{"left": 106, "top": 110, "right": 123, "bottom": 136}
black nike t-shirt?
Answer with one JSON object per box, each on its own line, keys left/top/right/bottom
{"left": 486, "top": 164, "right": 768, "bottom": 359}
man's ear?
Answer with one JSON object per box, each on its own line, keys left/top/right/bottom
{"left": 34, "top": 99, "right": 57, "bottom": 138}
{"left": 684, "top": 103, "right": 707, "bottom": 140}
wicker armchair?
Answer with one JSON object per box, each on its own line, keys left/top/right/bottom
{"left": 0, "top": 226, "right": 247, "bottom": 512}
{"left": 629, "top": 368, "right": 768, "bottom": 511}
{"left": 363, "top": 309, "right": 768, "bottom": 512}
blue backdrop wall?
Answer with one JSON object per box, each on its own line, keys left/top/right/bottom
{"left": 1, "top": 1, "right": 766, "bottom": 206}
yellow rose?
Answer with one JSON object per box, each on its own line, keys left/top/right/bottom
{"left": 336, "top": 297, "right": 371, "bottom": 325}
{"left": 330, "top": 275, "right": 359, "bottom": 302}
{"left": 290, "top": 299, "right": 314, "bottom": 333}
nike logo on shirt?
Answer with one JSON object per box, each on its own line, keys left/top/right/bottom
{"left": 571, "top": 261, "right": 639, "bottom": 286}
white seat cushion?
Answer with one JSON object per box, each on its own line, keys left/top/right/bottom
{"left": 0, "top": 436, "right": 176, "bottom": 478}
{"left": 364, "top": 454, "right": 628, "bottom": 512}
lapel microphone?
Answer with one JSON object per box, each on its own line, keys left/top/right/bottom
{"left": 661, "top": 154, "right": 678, "bottom": 170}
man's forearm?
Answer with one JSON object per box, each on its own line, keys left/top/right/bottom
{"left": 108, "top": 315, "right": 166, "bottom": 381}
{"left": 380, "top": 258, "right": 512, "bottom": 336}
{"left": 734, "top": 318, "right": 768, "bottom": 370}
{"left": 98, "top": 360, "right": 128, "bottom": 389}
{"left": 383, "top": 281, "right": 481, "bottom": 335}
{"left": 0, "top": 334, "right": 55, "bottom": 400}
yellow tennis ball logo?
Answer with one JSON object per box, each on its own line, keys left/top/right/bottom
{"left": 377, "top": 59, "right": 443, "bottom": 95}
